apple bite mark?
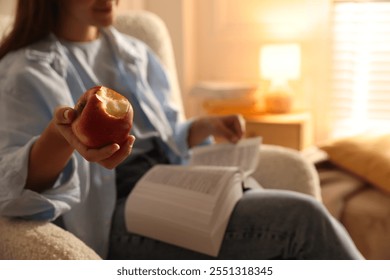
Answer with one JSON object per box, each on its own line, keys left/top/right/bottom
{"left": 96, "top": 87, "right": 130, "bottom": 119}
{"left": 72, "top": 86, "right": 133, "bottom": 149}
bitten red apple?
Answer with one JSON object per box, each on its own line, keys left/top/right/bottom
{"left": 72, "top": 86, "right": 133, "bottom": 149}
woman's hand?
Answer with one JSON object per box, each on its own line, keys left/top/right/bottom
{"left": 188, "top": 114, "right": 246, "bottom": 148}
{"left": 54, "top": 106, "right": 135, "bottom": 170}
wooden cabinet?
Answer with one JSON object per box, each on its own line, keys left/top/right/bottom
{"left": 244, "top": 112, "right": 312, "bottom": 150}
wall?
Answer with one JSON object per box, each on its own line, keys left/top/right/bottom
{"left": 118, "top": 0, "right": 144, "bottom": 10}
{"left": 0, "top": 0, "right": 15, "bottom": 15}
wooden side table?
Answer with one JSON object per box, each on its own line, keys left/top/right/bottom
{"left": 244, "top": 112, "right": 312, "bottom": 150}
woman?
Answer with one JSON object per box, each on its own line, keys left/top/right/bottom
{"left": 0, "top": 0, "right": 363, "bottom": 259}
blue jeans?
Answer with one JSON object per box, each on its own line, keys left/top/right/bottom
{"left": 108, "top": 189, "right": 363, "bottom": 260}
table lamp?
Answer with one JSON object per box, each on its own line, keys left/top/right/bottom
{"left": 260, "top": 44, "right": 301, "bottom": 113}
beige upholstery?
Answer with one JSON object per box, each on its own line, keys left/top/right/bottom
{"left": 0, "top": 10, "right": 321, "bottom": 260}
{"left": 0, "top": 218, "right": 100, "bottom": 260}
{"left": 254, "top": 144, "right": 322, "bottom": 201}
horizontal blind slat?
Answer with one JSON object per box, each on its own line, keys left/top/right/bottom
{"left": 330, "top": 1, "right": 390, "bottom": 137}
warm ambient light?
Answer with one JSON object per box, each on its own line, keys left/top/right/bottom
{"left": 260, "top": 44, "right": 301, "bottom": 113}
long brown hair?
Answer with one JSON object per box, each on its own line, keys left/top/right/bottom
{"left": 0, "top": 0, "right": 60, "bottom": 60}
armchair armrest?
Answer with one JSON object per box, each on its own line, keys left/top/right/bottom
{"left": 0, "top": 217, "right": 101, "bottom": 260}
{"left": 252, "top": 144, "right": 322, "bottom": 201}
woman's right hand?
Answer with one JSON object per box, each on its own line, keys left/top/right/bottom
{"left": 53, "top": 106, "right": 135, "bottom": 170}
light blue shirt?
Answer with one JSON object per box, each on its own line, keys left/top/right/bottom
{"left": 0, "top": 27, "right": 205, "bottom": 258}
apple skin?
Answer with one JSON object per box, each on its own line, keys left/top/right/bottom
{"left": 71, "top": 86, "right": 133, "bottom": 149}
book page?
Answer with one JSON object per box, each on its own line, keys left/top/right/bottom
{"left": 128, "top": 164, "right": 242, "bottom": 220}
{"left": 189, "top": 137, "right": 262, "bottom": 177}
{"left": 138, "top": 164, "right": 240, "bottom": 196}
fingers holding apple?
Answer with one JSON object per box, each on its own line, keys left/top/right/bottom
{"left": 53, "top": 86, "right": 135, "bottom": 168}
{"left": 97, "top": 134, "right": 136, "bottom": 169}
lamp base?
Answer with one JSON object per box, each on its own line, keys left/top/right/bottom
{"left": 264, "top": 91, "right": 293, "bottom": 114}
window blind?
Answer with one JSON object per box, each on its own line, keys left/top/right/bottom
{"left": 331, "top": 1, "right": 390, "bottom": 137}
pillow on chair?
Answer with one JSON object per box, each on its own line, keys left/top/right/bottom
{"left": 320, "top": 133, "right": 390, "bottom": 194}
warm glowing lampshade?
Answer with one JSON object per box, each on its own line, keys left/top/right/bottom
{"left": 260, "top": 44, "right": 301, "bottom": 81}
{"left": 259, "top": 44, "right": 301, "bottom": 113}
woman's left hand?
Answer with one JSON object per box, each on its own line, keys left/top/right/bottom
{"left": 207, "top": 114, "right": 246, "bottom": 143}
{"left": 188, "top": 114, "right": 246, "bottom": 147}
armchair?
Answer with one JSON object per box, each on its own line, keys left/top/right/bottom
{"left": 0, "top": 11, "right": 321, "bottom": 260}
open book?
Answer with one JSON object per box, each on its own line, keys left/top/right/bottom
{"left": 124, "top": 137, "right": 262, "bottom": 257}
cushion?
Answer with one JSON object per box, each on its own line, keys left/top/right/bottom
{"left": 320, "top": 133, "right": 390, "bottom": 194}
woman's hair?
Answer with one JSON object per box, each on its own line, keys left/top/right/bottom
{"left": 0, "top": 0, "right": 60, "bottom": 59}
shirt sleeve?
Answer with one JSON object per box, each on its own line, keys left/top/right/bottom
{"left": 173, "top": 119, "right": 214, "bottom": 161}
{"left": 0, "top": 51, "right": 83, "bottom": 221}
{"left": 0, "top": 139, "right": 81, "bottom": 220}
